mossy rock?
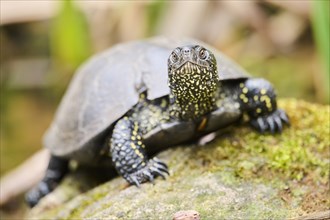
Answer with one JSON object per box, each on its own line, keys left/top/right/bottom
{"left": 28, "top": 99, "right": 329, "bottom": 219}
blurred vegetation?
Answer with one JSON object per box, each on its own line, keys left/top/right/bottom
{"left": 146, "top": 1, "right": 167, "bottom": 36}
{"left": 50, "top": 0, "right": 91, "bottom": 93}
{"left": 0, "top": 0, "right": 329, "bottom": 218}
{"left": 311, "top": 0, "right": 330, "bottom": 102}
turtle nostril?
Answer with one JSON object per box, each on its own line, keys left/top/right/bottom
{"left": 182, "top": 47, "right": 191, "bottom": 55}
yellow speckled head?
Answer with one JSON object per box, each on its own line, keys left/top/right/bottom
{"left": 167, "top": 45, "right": 219, "bottom": 120}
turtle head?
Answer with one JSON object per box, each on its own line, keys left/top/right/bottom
{"left": 168, "top": 45, "right": 219, "bottom": 120}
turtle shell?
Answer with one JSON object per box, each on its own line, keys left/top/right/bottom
{"left": 43, "top": 37, "right": 249, "bottom": 161}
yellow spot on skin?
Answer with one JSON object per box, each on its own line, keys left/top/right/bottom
{"left": 261, "top": 95, "right": 271, "bottom": 105}
{"left": 135, "top": 150, "right": 144, "bottom": 158}
{"left": 137, "top": 141, "right": 142, "bottom": 145}
{"left": 130, "top": 142, "right": 136, "bottom": 149}
{"left": 254, "top": 95, "right": 259, "bottom": 101}
{"left": 131, "top": 136, "right": 136, "bottom": 141}
{"left": 240, "top": 94, "right": 246, "bottom": 100}
{"left": 240, "top": 83, "right": 244, "bottom": 88}
{"left": 260, "top": 89, "right": 267, "bottom": 95}
{"left": 256, "top": 108, "right": 262, "bottom": 113}
{"left": 242, "top": 87, "right": 248, "bottom": 94}
{"left": 243, "top": 98, "right": 249, "bottom": 103}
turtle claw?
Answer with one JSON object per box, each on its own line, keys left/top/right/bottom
{"left": 257, "top": 118, "right": 267, "bottom": 133}
{"left": 142, "top": 170, "right": 154, "bottom": 183}
{"left": 279, "top": 109, "right": 290, "bottom": 126}
{"left": 150, "top": 167, "right": 167, "bottom": 179}
{"left": 266, "top": 117, "right": 275, "bottom": 134}
{"left": 273, "top": 115, "right": 283, "bottom": 133}
{"left": 250, "top": 109, "right": 289, "bottom": 133}
{"left": 125, "top": 157, "right": 169, "bottom": 186}
{"left": 157, "top": 166, "right": 170, "bottom": 176}
{"left": 250, "top": 117, "right": 267, "bottom": 133}
{"left": 127, "top": 175, "right": 141, "bottom": 187}
{"left": 153, "top": 160, "right": 170, "bottom": 175}
{"left": 153, "top": 157, "right": 168, "bottom": 169}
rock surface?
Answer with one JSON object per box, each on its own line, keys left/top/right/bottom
{"left": 28, "top": 99, "right": 330, "bottom": 219}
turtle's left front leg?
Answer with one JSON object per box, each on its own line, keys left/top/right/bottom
{"left": 109, "top": 116, "right": 169, "bottom": 186}
{"left": 236, "top": 78, "right": 290, "bottom": 133}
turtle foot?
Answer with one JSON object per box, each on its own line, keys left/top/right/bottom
{"left": 124, "top": 157, "right": 169, "bottom": 187}
{"left": 25, "top": 181, "right": 54, "bottom": 208}
{"left": 250, "top": 109, "right": 290, "bottom": 134}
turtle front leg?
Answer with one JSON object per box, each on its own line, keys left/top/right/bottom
{"left": 236, "top": 78, "right": 290, "bottom": 133}
{"left": 25, "top": 155, "right": 68, "bottom": 207}
{"left": 110, "top": 116, "right": 169, "bottom": 186}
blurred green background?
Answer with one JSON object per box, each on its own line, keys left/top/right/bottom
{"left": 0, "top": 0, "right": 329, "bottom": 217}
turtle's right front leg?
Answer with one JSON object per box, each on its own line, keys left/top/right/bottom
{"left": 25, "top": 155, "right": 68, "bottom": 207}
{"left": 110, "top": 116, "right": 169, "bottom": 186}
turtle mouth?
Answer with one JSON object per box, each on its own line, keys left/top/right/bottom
{"left": 172, "top": 61, "right": 208, "bottom": 75}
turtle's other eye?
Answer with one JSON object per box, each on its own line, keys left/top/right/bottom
{"left": 199, "top": 48, "right": 208, "bottom": 60}
{"left": 170, "top": 52, "right": 179, "bottom": 63}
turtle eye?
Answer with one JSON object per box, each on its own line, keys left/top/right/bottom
{"left": 170, "top": 52, "right": 179, "bottom": 63}
{"left": 199, "top": 48, "right": 208, "bottom": 60}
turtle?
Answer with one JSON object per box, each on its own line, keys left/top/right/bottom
{"left": 26, "top": 37, "right": 289, "bottom": 207}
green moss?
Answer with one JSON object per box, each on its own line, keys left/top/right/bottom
{"left": 193, "top": 99, "right": 329, "bottom": 184}
{"left": 28, "top": 99, "right": 329, "bottom": 219}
